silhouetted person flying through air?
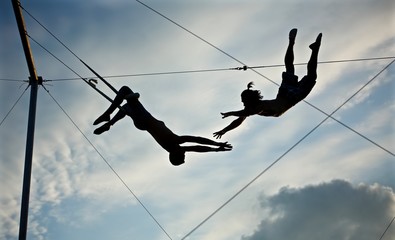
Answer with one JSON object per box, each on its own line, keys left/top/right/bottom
{"left": 93, "top": 86, "right": 232, "bottom": 166}
{"left": 214, "top": 29, "right": 322, "bottom": 139}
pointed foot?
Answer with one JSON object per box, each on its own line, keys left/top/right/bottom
{"left": 94, "top": 123, "right": 110, "bottom": 135}
{"left": 126, "top": 92, "right": 140, "bottom": 100}
{"left": 93, "top": 114, "right": 110, "bottom": 125}
{"left": 309, "top": 33, "right": 322, "bottom": 50}
{"left": 289, "top": 28, "right": 297, "bottom": 42}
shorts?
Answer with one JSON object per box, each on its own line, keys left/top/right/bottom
{"left": 276, "top": 72, "right": 316, "bottom": 105}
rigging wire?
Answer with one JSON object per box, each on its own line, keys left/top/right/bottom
{"left": 378, "top": 216, "right": 395, "bottom": 240}
{"left": 19, "top": 3, "right": 81, "bottom": 61}
{"left": 27, "top": 34, "right": 84, "bottom": 80}
{"left": 27, "top": 34, "right": 117, "bottom": 104}
{"left": 250, "top": 60, "right": 395, "bottom": 157}
{"left": 41, "top": 86, "right": 173, "bottom": 240}
{"left": 0, "top": 85, "right": 29, "bottom": 128}
{"left": 131, "top": 0, "right": 277, "bottom": 89}
{"left": 302, "top": 95, "right": 394, "bottom": 157}
{"left": 181, "top": 59, "right": 395, "bottom": 239}
{"left": 0, "top": 78, "right": 27, "bottom": 82}
{"left": 43, "top": 56, "right": 394, "bottom": 82}
{"left": 134, "top": 0, "right": 245, "bottom": 67}
{"left": 249, "top": 56, "right": 395, "bottom": 69}
{"left": 47, "top": 67, "right": 236, "bottom": 81}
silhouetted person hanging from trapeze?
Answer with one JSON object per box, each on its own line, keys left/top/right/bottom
{"left": 93, "top": 86, "right": 232, "bottom": 166}
{"left": 214, "top": 28, "right": 322, "bottom": 139}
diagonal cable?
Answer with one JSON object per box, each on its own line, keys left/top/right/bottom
{"left": 379, "top": 216, "right": 395, "bottom": 240}
{"left": 134, "top": 0, "right": 245, "bottom": 66}
{"left": 251, "top": 61, "right": 395, "bottom": 157}
{"left": 0, "top": 78, "right": 27, "bottom": 82}
{"left": 0, "top": 85, "right": 29, "bottom": 128}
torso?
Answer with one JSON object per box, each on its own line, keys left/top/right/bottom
{"left": 123, "top": 101, "right": 180, "bottom": 152}
{"left": 257, "top": 98, "right": 293, "bottom": 117}
{"left": 257, "top": 72, "right": 316, "bottom": 117}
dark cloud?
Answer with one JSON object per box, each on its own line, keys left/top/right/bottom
{"left": 242, "top": 180, "right": 395, "bottom": 240}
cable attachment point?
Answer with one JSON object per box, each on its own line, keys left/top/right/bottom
{"left": 88, "top": 78, "right": 98, "bottom": 88}
{"left": 235, "top": 65, "right": 248, "bottom": 71}
{"left": 28, "top": 76, "right": 44, "bottom": 85}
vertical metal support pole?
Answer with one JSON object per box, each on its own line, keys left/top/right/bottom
{"left": 19, "top": 79, "right": 38, "bottom": 240}
{"left": 11, "top": 1, "right": 40, "bottom": 239}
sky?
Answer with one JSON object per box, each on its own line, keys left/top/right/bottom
{"left": 1, "top": 0, "right": 394, "bottom": 240}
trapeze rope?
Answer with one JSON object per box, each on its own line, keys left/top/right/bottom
{"left": 20, "top": 4, "right": 118, "bottom": 99}
{"left": 80, "top": 60, "right": 118, "bottom": 94}
{"left": 27, "top": 34, "right": 115, "bottom": 104}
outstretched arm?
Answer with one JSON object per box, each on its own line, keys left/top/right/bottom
{"left": 179, "top": 135, "right": 232, "bottom": 148}
{"left": 220, "top": 103, "right": 264, "bottom": 118}
{"left": 213, "top": 116, "right": 246, "bottom": 139}
{"left": 182, "top": 145, "right": 232, "bottom": 153}
{"left": 221, "top": 110, "right": 251, "bottom": 118}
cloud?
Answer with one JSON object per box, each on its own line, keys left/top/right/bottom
{"left": 241, "top": 180, "right": 395, "bottom": 240}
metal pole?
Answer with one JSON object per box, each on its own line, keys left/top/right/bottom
{"left": 11, "top": 0, "right": 40, "bottom": 239}
{"left": 19, "top": 78, "right": 38, "bottom": 240}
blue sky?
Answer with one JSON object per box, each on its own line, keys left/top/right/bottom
{"left": 1, "top": 0, "right": 394, "bottom": 240}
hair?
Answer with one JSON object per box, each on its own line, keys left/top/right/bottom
{"left": 169, "top": 149, "right": 185, "bottom": 166}
{"left": 241, "top": 82, "right": 263, "bottom": 107}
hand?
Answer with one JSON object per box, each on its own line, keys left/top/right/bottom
{"left": 213, "top": 130, "right": 225, "bottom": 139}
{"left": 220, "top": 112, "right": 231, "bottom": 119}
{"left": 220, "top": 141, "right": 232, "bottom": 149}
{"left": 217, "top": 142, "right": 232, "bottom": 151}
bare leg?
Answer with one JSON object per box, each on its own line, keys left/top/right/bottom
{"left": 285, "top": 28, "right": 297, "bottom": 75}
{"left": 93, "top": 86, "right": 138, "bottom": 125}
{"left": 307, "top": 33, "right": 322, "bottom": 79}
{"left": 109, "top": 107, "right": 127, "bottom": 125}
{"left": 94, "top": 106, "right": 127, "bottom": 135}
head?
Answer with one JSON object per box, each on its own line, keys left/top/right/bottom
{"left": 169, "top": 148, "right": 186, "bottom": 166}
{"left": 241, "top": 82, "right": 263, "bottom": 107}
